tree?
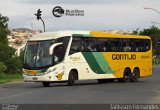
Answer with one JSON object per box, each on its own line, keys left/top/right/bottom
{"left": 0, "top": 14, "right": 10, "bottom": 45}
{"left": 0, "top": 14, "right": 23, "bottom": 74}
{"left": 0, "top": 62, "right": 7, "bottom": 74}
{"left": 132, "top": 28, "right": 140, "bottom": 35}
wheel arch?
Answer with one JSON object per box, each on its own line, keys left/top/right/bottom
{"left": 133, "top": 67, "right": 140, "bottom": 77}
{"left": 124, "top": 67, "right": 131, "bottom": 74}
{"left": 69, "top": 69, "right": 79, "bottom": 80}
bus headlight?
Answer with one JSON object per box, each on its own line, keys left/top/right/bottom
{"left": 45, "top": 68, "right": 57, "bottom": 74}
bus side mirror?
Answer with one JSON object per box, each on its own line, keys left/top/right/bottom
{"left": 49, "top": 42, "right": 63, "bottom": 55}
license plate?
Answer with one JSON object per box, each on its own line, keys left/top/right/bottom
{"left": 32, "top": 77, "right": 38, "bottom": 80}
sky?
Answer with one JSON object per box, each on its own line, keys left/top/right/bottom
{"left": 0, "top": 0, "right": 160, "bottom": 32}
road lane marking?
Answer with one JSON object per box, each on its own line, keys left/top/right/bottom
{"left": 0, "top": 87, "right": 46, "bottom": 101}
{"left": 0, "top": 91, "right": 33, "bottom": 101}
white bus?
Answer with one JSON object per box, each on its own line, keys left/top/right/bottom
{"left": 23, "top": 31, "right": 152, "bottom": 87}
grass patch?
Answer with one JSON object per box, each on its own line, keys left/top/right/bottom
{"left": 0, "top": 73, "right": 23, "bottom": 84}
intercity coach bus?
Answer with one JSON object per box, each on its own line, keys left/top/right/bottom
{"left": 23, "top": 31, "right": 152, "bottom": 87}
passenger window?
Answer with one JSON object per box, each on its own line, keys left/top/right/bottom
{"left": 142, "top": 39, "right": 150, "bottom": 52}
{"left": 84, "top": 38, "right": 97, "bottom": 52}
{"left": 69, "top": 37, "right": 82, "bottom": 55}
{"left": 123, "top": 39, "right": 132, "bottom": 52}
{"left": 97, "top": 39, "right": 109, "bottom": 52}
{"left": 110, "top": 39, "right": 120, "bottom": 52}
{"left": 54, "top": 45, "right": 63, "bottom": 64}
{"left": 134, "top": 39, "right": 143, "bottom": 52}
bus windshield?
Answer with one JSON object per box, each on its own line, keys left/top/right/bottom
{"left": 24, "top": 40, "right": 54, "bottom": 69}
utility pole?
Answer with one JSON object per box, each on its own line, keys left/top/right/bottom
{"left": 34, "top": 9, "right": 45, "bottom": 32}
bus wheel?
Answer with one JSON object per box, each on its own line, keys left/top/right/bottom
{"left": 68, "top": 71, "right": 76, "bottom": 86}
{"left": 42, "top": 82, "right": 50, "bottom": 87}
{"left": 118, "top": 69, "right": 131, "bottom": 82}
{"left": 130, "top": 69, "right": 139, "bottom": 82}
{"left": 97, "top": 79, "right": 107, "bottom": 83}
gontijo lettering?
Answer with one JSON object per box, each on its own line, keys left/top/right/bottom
{"left": 112, "top": 54, "right": 136, "bottom": 60}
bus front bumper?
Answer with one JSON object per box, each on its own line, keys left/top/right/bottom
{"left": 23, "top": 73, "right": 61, "bottom": 82}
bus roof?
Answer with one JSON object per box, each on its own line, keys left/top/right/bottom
{"left": 28, "top": 30, "right": 150, "bottom": 41}
{"left": 28, "top": 31, "right": 89, "bottom": 41}
{"left": 90, "top": 31, "right": 151, "bottom": 39}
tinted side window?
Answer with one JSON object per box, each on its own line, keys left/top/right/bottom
{"left": 122, "top": 39, "right": 132, "bottom": 52}
{"left": 133, "top": 39, "right": 142, "bottom": 52}
{"left": 70, "top": 37, "right": 98, "bottom": 54}
{"left": 133, "top": 39, "right": 150, "bottom": 52}
{"left": 56, "top": 36, "right": 70, "bottom": 58}
{"left": 69, "top": 37, "right": 150, "bottom": 53}
{"left": 69, "top": 37, "right": 83, "bottom": 55}
{"left": 97, "top": 39, "right": 109, "bottom": 52}
{"left": 84, "top": 38, "right": 97, "bottom": 52}
{"left": 141, "top": 39, "right": 150, "bottom": 52}
{"left": 54, "top": 45, "right": 63, "bottom": 63}
{"left": 110, "top": 39, "right": 120, "bottom": 52}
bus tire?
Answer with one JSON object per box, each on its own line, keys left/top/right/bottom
{"left": 130, "top": 69, "right": 139, "bottom": 82}
{"left": 118, "top": 69, "right": 131, "bottom": 82}
{"left": 68, "top": 71, "right": 76, "bottom": 86}
{"left": 42, "top": 82, "right": 50, "bottom": 87}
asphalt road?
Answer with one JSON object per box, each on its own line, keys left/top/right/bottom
{"left": 0, "top": 66, "right": 160, "bottom": 104}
